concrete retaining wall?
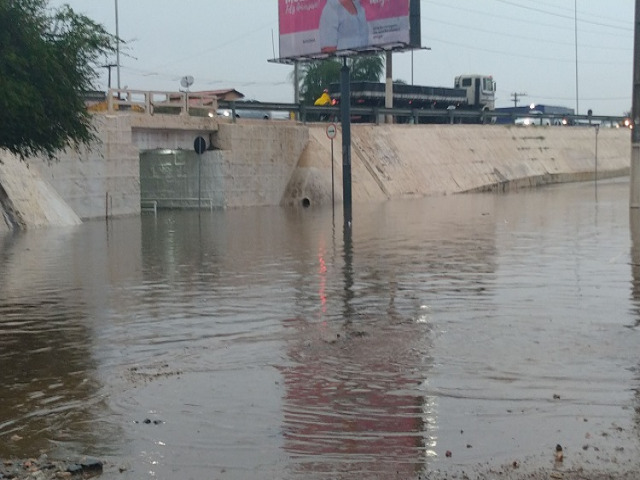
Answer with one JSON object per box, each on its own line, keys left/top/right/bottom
{"left": 0, "top": 117, "right": 632, "bottom": 230}
{"left": 211, "top": 122, "right": 309, "bottom": 207}
{"left": 139, "top": 122, "right": 308, "bottom": 208}
{"left": 283, "top": 124, "right": 631, "bottom": 206}
{"left": 0, "top": 151, "right": 81, "bottom": 231}
{"left": 33, "top": 115, "right": 141, "bottom": 220}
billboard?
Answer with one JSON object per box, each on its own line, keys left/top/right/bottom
{"left": 278, "top": 0, "right": 420, "bottom": 60}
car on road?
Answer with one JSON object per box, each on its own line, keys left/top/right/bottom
{"left": 217, "top": 100, "right": 272, "bottom": 120}
{"left": 514, "top": 110, "right": 552, "bottom": 126}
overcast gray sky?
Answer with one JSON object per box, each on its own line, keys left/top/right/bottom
{"left": 48, "top": 0, "right": 634, "bottom": 116}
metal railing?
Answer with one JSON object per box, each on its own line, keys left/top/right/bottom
{"left": 216, "top": 100, "right": 627, "bottom": 127}
{"left": 104, "top": 89, "right": 218, "bottom": 117}
{"left": 94, "top": 89, "right": 626, "bottom": 127}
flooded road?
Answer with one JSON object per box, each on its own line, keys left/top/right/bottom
{"left": 1, "top": 178, "right": 639, "bottom": 479}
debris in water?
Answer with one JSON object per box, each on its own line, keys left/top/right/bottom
{"left": 555, "top": 444, "right": 564, "bottom": 462}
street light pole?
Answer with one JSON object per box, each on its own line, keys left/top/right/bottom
{"left": 115, "top": 0, "right": 121, "bottom": 90}
{"left": 574, "top": 0, "right": 579, "bottom": 115}
{"left": 630, "top": 0, "right": 640, "bottom": 208}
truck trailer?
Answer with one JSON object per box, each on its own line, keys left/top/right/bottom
{"left": 328, "top": 74, "right": 496, "bottom": 123}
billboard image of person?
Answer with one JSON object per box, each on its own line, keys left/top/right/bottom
{"left": 278, "top": 0, "right": 419, "bottom": 60}
{"left": 319, "top": 0, "right": 369, "bottom": 53}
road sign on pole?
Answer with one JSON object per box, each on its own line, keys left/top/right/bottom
{"left": 326, "top": 123, "right": 337, "bottom": 139}
{"left": 194, "top": 136, "right": 206, "bottom": 209}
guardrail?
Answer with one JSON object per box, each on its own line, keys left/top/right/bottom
{"left": 217, "top": 100, "right": 627, "bottom": 127}
{"left": 92, "top": 89, "right": 626, "bottom": 127}
{"left": 103, "top": 89, "right": 218, "bottom": 116}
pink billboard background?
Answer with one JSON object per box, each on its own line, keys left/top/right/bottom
{"left": 279, "top": 0, "right": 409, "bottom": 35}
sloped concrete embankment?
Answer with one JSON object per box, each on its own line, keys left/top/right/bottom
{"left": 283, "top": 124, "right": 631, "bottom": 206}
{"left": 0, "top": 151, "right": 81, "bottom": 232}
{"left": 0, "top": 114, "right": 139, "bottom": 231}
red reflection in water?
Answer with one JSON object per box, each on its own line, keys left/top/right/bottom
{"left": 281, "top": 317, "right": 426, "bottom": 479}
{"left": 318, "top": 248, "right": 327, "bottom": 314}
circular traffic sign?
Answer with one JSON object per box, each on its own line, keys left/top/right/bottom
{"left": 194, "top": 136, "right": 207, "bottom": 154}
{"left": 326, "top": 123, "right": 337, "bottom": 140}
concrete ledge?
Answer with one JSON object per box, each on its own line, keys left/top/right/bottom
{"left": 128, "top": 113, "right": 219, "bottom": 131}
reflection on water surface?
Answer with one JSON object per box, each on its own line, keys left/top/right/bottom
{"left": 0, "top": 178, "right": 639, "bottom": 479}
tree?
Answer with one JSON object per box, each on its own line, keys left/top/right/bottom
{"left": 0, "top": 0, "right": 116, "bottom": 160}
{"left": 298, "top": 58, "right": 342, "bottom": 105}
{"left": 298, "top": 54, "right": 385, "bottom": 105}
{"left": 350, "top": 55, "right": 384, "bottom": 83}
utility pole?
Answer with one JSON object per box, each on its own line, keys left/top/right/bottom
{"left": 511, "top": 92, "right": 527, "bottom": 108}
{"left": 115, "top": 0, "right": 121, "bottom": 90}
{"left": 574, "top": 0, "right": 580, "bottom": 115}
{"left": 630, "top": 0, "right": 640, "bottom": 208}
{"left": 102, "top": 64, "right": 117, "bottom": 89}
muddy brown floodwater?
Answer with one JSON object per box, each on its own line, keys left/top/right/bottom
{"left": 1, "top": 178, "right": 639, "bottom": 480}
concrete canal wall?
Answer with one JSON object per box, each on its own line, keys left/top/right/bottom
{"left": 0, "top": 151, "right": 81, "bottom": 232}
{"left": 0, "top": 117, "right": 632, "bottom": 230}
{"left": 285, "top": 124, "right": 631, "bottom": 206}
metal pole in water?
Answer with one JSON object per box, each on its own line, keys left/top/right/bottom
{"left": 331, "top": 137, "right": 335, "bottom": 208}
{"left": 631, "top": 0, "right": 640, "bottom": 208}
{"left": 340, "top": 59, "right": 352, "bottom": 227}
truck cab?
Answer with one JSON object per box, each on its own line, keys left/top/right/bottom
{"left": 454, "top": 75, "right": 496, "bottom": 110}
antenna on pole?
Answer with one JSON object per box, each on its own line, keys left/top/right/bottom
{"left": 271, "top": 29, "right": 276, "bottom": 59}
{"left": 180, "top": 75, "right": 194, "bottom": 92}
{"left": 511, "top": 92, "right": 527, "bottom": 108}
{"left": 180, "top": 76, "right": 194, "bottom": 113}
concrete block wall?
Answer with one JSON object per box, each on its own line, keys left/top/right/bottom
{"left": 34, "top": 115, "right": 141, "bottom": 220}
{"left": 212, "top": 122, "right": 309, "bottom": 207}
{"left": 138, "top": 120, "right": 308, "bottom": 209}
{"left": 284, "top": 124, "right": 631, "bottom": 206}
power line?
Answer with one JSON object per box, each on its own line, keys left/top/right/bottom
{"left": 428, "top": 18, "right": 632, "bottom": 52}
{"left": 146, "top": 20, "right": 277, "bottom": 71}
{"left": 425, "top": 35, "right": 630, "bottom": 65}
{"left": 530, "top": 0, "right": 632, "bottom": 27}
{"left": 511, "top": 92, "right": 527, "bottom": 107}
{"left": 493, "top": 0, "right": 632, "bottom": 31}
{"left": 122, "top": 65, "right": 291, "bottom": 88}
{"left": 525, "top": 93, "right": 631, "bottom": 102}
{"left": 423, "top": 0, "right": 632, "bottom": 38}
